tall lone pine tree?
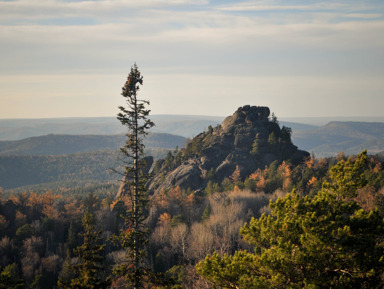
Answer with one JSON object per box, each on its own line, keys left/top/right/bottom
{"left": 114, "top": 64, "right": 154, "bottom": 288}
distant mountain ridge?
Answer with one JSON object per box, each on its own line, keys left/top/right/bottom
{"left": 2, "top": 112, "right": 384, "bottom": 192}
{"left": 0, "top": 115, "right": 224, "bottom": 140}
{"left": 292, "top": 121, "right": 384, "bottom": 157}
{"left": 0, "top": 132, "right": 186, "bottom": 190}
{"left": 0, "top": 152, "right": 120, "bottom": 190}
{"left": 3, "top": 115, "right": 383, "bottom": 158}
{"left": 0, "top": 133, "right": 186, "bottom": 156}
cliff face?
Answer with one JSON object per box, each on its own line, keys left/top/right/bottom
{"left": 148, "top": 105, "right": 309, "bottom": 193}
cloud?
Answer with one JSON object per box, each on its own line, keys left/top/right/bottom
{"left": 1, "top": 0, "right": 384, "bottom": 118}
{"left": 216, "top": 1, "right": 350, "bottom": 12}
{"left": 0, "top": 0, "right": 208, "bottom": 23}
{"left": 1, "top": 6, "right": 384, "bottom": 77}
{"left": 345, "top": 13, "right": 382, "bottom": 19}
{"left": 218, "top": 5, "right": 319, "bottom": 12}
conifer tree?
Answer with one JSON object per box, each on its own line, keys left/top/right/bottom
{"left": 250, "top": 138, "right": 260, "bottom": 156}
{"left": 58, "top": 210, "right": 109, "bottom": 289}
{"left": 0, "top": 263, "right": 24, "bottom": 289}
{"left": 58, "top": 249, "right": 75, "bottom": 286}
{"left": 201, "top": 203, "right": 212, "bottom": 223}
{"left": 113, "top": 63, "right": 154, "bottom": 288}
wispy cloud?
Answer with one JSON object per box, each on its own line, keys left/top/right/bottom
{"left": 218, "top": 5, "right": 323, "bottom": 12}
{"left": 1, "top": 2, "right": 384, "bottom": 75}
{"left": 345, "top": 13, "right": 382, "bottom": 19}
{"left": 0, "top": 0, "right": 208, "bottom": 23}
{"left": 217, "top": 1, "right": 350, "bottom": 12}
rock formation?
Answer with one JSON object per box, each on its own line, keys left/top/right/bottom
{"left": 148, "top": 105, "right": 309, "bottom": 194}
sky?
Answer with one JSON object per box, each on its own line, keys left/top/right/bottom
{"left": 0, "top": 0, "right": 384, "bottom": 119}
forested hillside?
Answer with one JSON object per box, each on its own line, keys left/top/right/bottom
{"left": 0, "top": 133, "right": 185, "bottom": 192}
{"left": 0, "top": 151, "right": 119, "bottom": 190}
{"left": 0, "top": 133, "right": 185, "bottom": 156}
{"left": 0, "top": 147, "right": 175, "bottom": 192}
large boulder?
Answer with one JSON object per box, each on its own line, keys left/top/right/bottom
{"left": 148, "top": 159, "right": 202, "bottom": 193}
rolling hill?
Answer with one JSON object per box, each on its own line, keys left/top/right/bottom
{"left": 0, "top": 132, "right": 186, "bottom": 191}
{"left": 0, "top": 151, "right": 120, "bottom": 190}
{"left": 292, "top": 121, "right": 384, "bottom": 157}
{"left": 0, "top": 115, "right": 224, "bottom": 140}
{"left": 2, "top": 115, "right": 384, "bottom": 192}
{"left": 0, "top": 133, "right": 186, "bottom": 156}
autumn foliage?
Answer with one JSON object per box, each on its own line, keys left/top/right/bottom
{"left": 1, "top": 151, "right": 384, "bottom": 288}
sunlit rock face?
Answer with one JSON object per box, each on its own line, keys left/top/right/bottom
{"left": 148, "top": 105, "right": 309, "bottom": 194}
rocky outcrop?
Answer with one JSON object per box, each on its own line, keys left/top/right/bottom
{"left": 148, "top": 105, "right": 309, "bottom": 194}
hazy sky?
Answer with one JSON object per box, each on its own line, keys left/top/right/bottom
{"left": 1, "top": 0, "right": 384, "bottom": 118}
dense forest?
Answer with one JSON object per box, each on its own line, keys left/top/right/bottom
{"left": 0, "top": 148, "right": 169, "bottom": 193}
{"left": 1, "top": 150, "right": 384, "bottom": 288}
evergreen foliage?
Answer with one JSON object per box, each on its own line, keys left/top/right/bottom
{"left": 250, "top": 138, "right": 261, "bottom": 156}
{"left": 201, "top": 203, "right": 212, "bottom": 223}
{"left": 323, "top": 149, "right": 368, "bottom": 199}
{"left": 58, "top": 211, "right": 109, "bottom": 289}
{"left": 206, "top": 168, "right": 215, "bottom": 180}
{"left": 205, "top": 181, "right": 221, "bottom": 195}
{"left": 270, "top": 112, "right": 279, "bottom": 125}
{"left": 281, "top": 125, "right": 292, "bottom": 142}
{"left": 267, "top": 132, "right": 278, "bottom": 153}
{"left": 0, "top": 263, "right": 24, "bottom": 289}
{"left": 196, "top": 151, "right": 384, "bottom": 288}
